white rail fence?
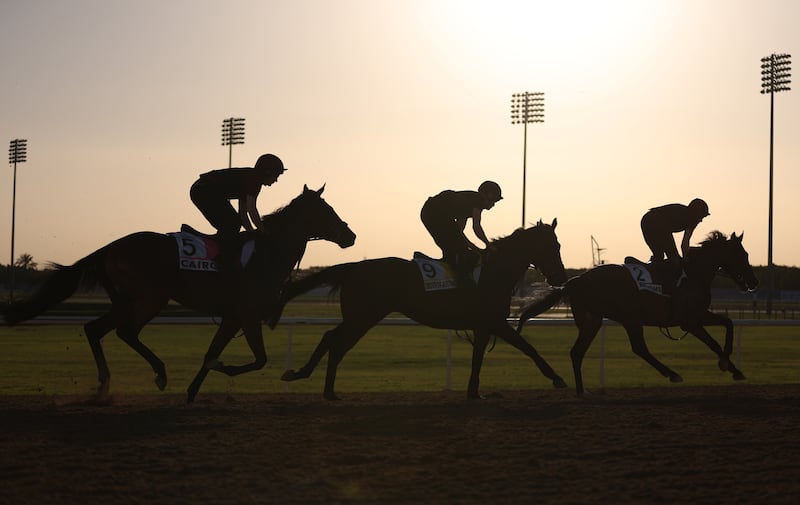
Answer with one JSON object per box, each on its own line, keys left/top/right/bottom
{"left": 278, "top": 317, "right": 797, "bottom": 391}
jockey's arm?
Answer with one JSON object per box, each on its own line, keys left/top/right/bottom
{"left": 681, "top": 223, "right": 697, "bottom": 257}
{"left": 244, "top": 194, "right": 265, "bottom": 233}
{"left": 471, "top": 208, "right": 491, "bottom": 248}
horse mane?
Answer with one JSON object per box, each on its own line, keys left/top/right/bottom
{"left": 260, "top": 204, "right": 290, "bottom": 227}
{"left": 490, "top": 220, "right": 547, "bottom": 247}
{"left": 699, "top": 230, "right": 728, "bottom": 247}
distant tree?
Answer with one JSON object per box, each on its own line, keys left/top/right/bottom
{"left": 14, "top": 253, "right": 37, "bottom": 270}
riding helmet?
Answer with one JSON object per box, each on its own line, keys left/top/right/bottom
{"left": 255, "top": 153, "right": 286, "bottom": 174}
{"left": 688, "top": 198, "right": 709, "bottom": 217}
{"left": 479, "top": 180, "right": 503, "bottom": 201}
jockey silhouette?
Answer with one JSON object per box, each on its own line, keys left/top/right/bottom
{"left": 420, "top": 181, "right": 503, "bottom": 286}
{"left": 640, "top": 198, "right": 709, "bottom": 291}
{"left": 190, "top": 153, "right": 285, "bottom": 271}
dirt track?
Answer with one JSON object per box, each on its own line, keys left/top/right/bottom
{"left": 1, "top": 384, "right": 798, "bottom": 505}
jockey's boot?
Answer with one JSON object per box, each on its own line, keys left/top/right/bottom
{"left": 455, "top": 254, "right": 477, "bottom": 288}
{"left": 215, "top": 234, "right": 241, "bottom": 276}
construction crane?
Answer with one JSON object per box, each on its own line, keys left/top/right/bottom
{"left": 591, "top": 235, "right": 606, "bottom": 267}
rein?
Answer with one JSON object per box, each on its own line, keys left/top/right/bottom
{"left": 658, "top": 326, "right": 690, "bottom": 341}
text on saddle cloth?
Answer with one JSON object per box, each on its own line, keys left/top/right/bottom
{"left": 413, "top": 254, "right": 480, "bottom": 292}
{"left": 168, "top": 232, "right": 256, "bottom": 272}
{"left": 623, "top": 260, "right": 663, "bottom": 295}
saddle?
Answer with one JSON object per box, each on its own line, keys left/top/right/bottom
{"left": 180, "top": 224, "right": 216, "bottom": 239}
{"left": 174, "top": 225, "right": 256, "bottom": 272}
{"left": 623, "top": 256, "right": 686, "bottom": 296}
{"left": 412, "top": 251, "right": 480, "bottom": 291}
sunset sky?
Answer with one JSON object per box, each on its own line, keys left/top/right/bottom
{"left": 2, "top": 0, "right": 798, "bottom": 270}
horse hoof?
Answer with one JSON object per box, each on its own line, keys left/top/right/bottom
{"left": 718, "top": 358, "right": 731, "bottom": 372}
{"left": 280, "top": 370, "right": 296, "bottom": 382}
{"left": 733, "top": 371, "right": 746, "bottom": 381}
{"left": 669, "top": 374, "right": 684, "bottom": 383}
{"left": 552, "top": 377, "right": 568, "bottom": 389}
{"left": 155, "top": 375, "right": 167, "bottom": 391}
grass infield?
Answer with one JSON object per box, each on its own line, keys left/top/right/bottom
{"left": 1, "top": 310, "right": 798, "bottom": 397}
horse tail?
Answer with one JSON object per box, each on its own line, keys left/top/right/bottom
{"left": 266, "top": 263, "right": 353, "bottom": 329}
{"left": 2, "top": 249, "right": 107, "bottom": 326}
{"left": 516, "top": 287, "right": 567, "bottom": 333}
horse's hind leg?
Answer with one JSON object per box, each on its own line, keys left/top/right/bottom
{"left": 107, "top": 295, "right": 169, "bottom": 391}
{"left": 322, "top": 321, "right": 373, "bottom": 400}
{"left": 570, "top": 312, "right": 603, "bottom": 397}
{"left": 84, "top": 312, "right": 118, "bottom": 398}
{"left": 115, "top": 321, "right": 167, "bottom": 391}
{"left": 281, "top": 326, "right": 339, "bottom": 382}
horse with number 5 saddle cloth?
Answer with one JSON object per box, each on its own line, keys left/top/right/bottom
{"left": 517, "top": 231, "right": 759, "bottom": 397}
{"left": 1, "top": 185, "right": 356, "bottom": 402}
{"left": 267, "top": 219, "right": 568, "bottom": 401}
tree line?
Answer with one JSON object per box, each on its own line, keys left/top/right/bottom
{"left": 3, "top": 257, "right": 800, "bottom": 292}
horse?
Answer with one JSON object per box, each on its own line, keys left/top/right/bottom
{"left": 516, "top": 231, "right": 759, "bottom": 397}
{"left": 2, "top": 185, "right": 356, "bottom": 402}
{"left": 269, "top": 219, "right": 568, "bottom": 400}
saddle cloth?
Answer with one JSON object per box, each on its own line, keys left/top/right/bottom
{"left": 623, "top": 259, "right": 662, "bottom": 295}
{"left": 412, "top": 252, "right": 480, "bottom": 292}
{"left": 169, "top": 229, "right": 255, "bottom": 272}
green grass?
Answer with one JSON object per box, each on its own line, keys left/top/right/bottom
{"left": 1, "top": 318, "right": 798, "bottom": 397}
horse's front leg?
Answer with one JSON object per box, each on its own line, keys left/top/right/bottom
{"left": 682, "top": 312, "right": 745, "bottom": 380}
{"left": 214, "top": 319, "right": 268, "bottom": 376}
{"left": 187, "top": 317, "right": 240, "bottom": 403}
{"left": 495, "top": 322, "right": 566, "bottom": 388}
{"left": 467, "top": 330, "right": 491, "bottom": 399}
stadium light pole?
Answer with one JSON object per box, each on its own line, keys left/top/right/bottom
{"left": 510, "top": 92, "right": 544, "bottom": 227}
{"left": 221, "top": 117, "right": 245, "bottom": 168}
{"left": 760, "top": 53, "right": 791, "bottom": 317}
{"left": 8, "top": 139, "right": 28, "bottom": 302}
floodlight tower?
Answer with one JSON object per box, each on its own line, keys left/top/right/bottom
{"left": 510, "top": 92, "right": 544, "bottom": 227}
{"left": 8, "top": 139, "right": 28, "bottom": 301}
{"left": 760, "top": 53, "right": 791, "bottom": 316}
{"left": 221, "top": 117, "right": 245, "bottom": 168}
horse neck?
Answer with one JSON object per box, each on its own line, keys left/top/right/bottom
{"left": 258, "top": 213, "right": 313, "bottom": 274}
{"left": 484, "top": 239, "right": 532, "bottom": 289}
{"left": 685, "top": 247, "right": 721, "bottom": 286}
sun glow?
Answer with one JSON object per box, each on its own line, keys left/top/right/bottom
{"left": 418, "top": 0, "right": 668, "bottom": 89}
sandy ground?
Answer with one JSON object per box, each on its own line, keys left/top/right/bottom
{"left": 1, "top": 384, "right": 798, "bottom": 505}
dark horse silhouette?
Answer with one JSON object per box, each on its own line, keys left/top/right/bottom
{"left": 2, "top": 185, "right": 356, "bottom": 402}
{"left": 516, "top": 231, "right": 759, "bottom": 396}
{"left": 269, "top": 219, "right": 568, "bottom": 400}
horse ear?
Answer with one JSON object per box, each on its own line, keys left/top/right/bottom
{"left": 552, "top": 218, "right": 558, "bottom": 229}
{"left": 303, "top": 184, "right": 310, "bottom": 193}
{"left": 317, "top": 184, "right": 326, "bottom": 195}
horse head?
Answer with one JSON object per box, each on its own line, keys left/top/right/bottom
{"left": 519, "top": 218, "right": 567, "bottom": 287}
{"left": 279, "top": 185, "right": 356, "bottom": 248}
{"left": 719, "top": 232, "right": 759, "bottom": 292}
{"left": 698, "top": 231, "right": 758, "bottom": 292}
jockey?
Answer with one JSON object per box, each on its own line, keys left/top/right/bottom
{"left": 190, "top": 153, "right": 285, "bottom": 270}
{"left": 420, "top": 180, "right": 503, "bottom": 285}
{"left": 640, "top": 198, "right": 710, "bottom": 289}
